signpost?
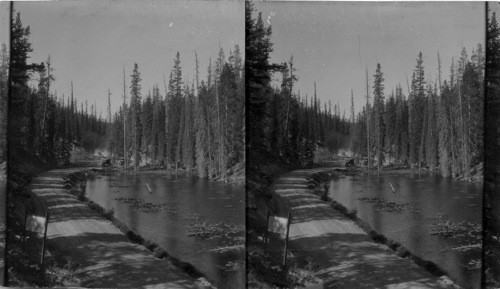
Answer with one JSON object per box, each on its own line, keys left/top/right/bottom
{"left": 265, "top": 210, "right": 270, "bottom": 250}
{"left": 24, "top": 208, "right": 50, "bottom": 265}
{"left": 266, "top": 212, "right": 292, "bottom": 268}
{"left": 282, "top": 212, "right": 291, "bottom": 268}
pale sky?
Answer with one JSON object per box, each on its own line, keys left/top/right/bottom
{"left": 15, "top": 0, "right": 244, "bottom": 115}
{"left": 254, "top": 2, "right": 485, "bottom": 115}
{"left": 492, "top": 2, "right": 500, "bottom": 19}
{"left": 0, "top": 2, "right": 9, "bottom": 52}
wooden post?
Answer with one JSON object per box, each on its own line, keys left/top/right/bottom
{"left": 22, "top": 206, "right": 29, "bottom": 250}
{"left": 389, "top": 182, "right": 396, "bottom": 193}
{"left": 265, "top": 210, "right": 270, "bottom": 250}
{"left": 40, "top": 211, "right": 49, "bottom": 265}
{"left": 282, "top": 212, "right": 291, "bottom": 268}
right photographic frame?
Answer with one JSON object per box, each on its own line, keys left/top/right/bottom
{"left": 485, "top": 2, "right": 500, "bottom": 288}
{"left": 246, "top": 1, "right": 487, "bottom": 288}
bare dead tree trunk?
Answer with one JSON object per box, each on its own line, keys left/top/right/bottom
{"left": 458, "top": 80, "right": 468, "bottom": 177}
{"left": 163, "top": 74, "right": 169, "bottom": 166}
{"left": 284, "top": 60, "right": 294, "bottom": 155}
{"left": 366, "top": 68, "right": 370, "bottom": 169}
{"left": 123, "top": 68, "right": 127, "bottom": 171}
{"left": 41, "top": 55, "right": 51, "bottom": 139}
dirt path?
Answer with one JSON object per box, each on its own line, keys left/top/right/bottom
{"left": 272, "top": 168, "right": 457, "bottom": 289}
{"left": 28, "top": 168, "right": 209, "bottom": 288}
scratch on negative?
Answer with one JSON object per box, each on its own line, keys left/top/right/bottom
{"left": 267, "top": 12, "right": 275, "bottom": 25}
{"left": 377, "top": 5, "right": 385, "bottom": 37}
{"left": 408, "top": 28, "right": 422, "bottom": 35}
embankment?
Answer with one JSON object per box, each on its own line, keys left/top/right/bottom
{"left": 64, "top": 169, "right": 212, "bottom": 283}
{"left": 24, "top": 167, "right": 211, "bottom": 288}
{"left": 269, "top": 167, "right": 457, "bottom": 288}
{"left": 307, "top": 170, "right": 452, "bottom": 279}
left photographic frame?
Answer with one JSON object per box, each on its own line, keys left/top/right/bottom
{"left": 0, "top": 1, "right": 9, "bottom": 287}
{"left": 5, "top": 1, "right": 244, "bottom": 288}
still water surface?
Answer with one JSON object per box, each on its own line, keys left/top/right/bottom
{"left": 329, "top": 170, "right": 481, "bottom": 289}
{"left": 85, "top": 170, "right": 245, "bottom": 289}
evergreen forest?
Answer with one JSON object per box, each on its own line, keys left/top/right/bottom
{"left": 8, "top": 11, "right": 244, "bottom": 181}
{"left": 247, "top": 3, "right": 484, "bottom": 181}
{"left": 485, "top": 8, "right": 500, "bottom": 287}
{"left": 0, "top": 42, "right": 6, "bottom": 167}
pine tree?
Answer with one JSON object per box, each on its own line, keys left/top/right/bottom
{"left": 485, "top": 9, "right": 500, "bottom": 282}
{"left": 195, "top": 82, "right": 209, "bottom": 178}
{"left": 409, "top": 52, "right": 426, "bottom": 167}
{"left": 182, "top": 83, "right": 195, "bottom": 170}
{"left": 385, "top": 91, "right": 396, "bottom": 163}
{"left": 372, "top": 63, "right": 385, "bottom": 169}
{"left": 462, "top": 62, "right": 482, "bottom": 166}
{"left": 130, "top": 63, "right": 142, "bottom": 171}
{"left": 246, "top": 2, "right": 282, "bottom": 155}
{"left": 425, "top": 83, "right": 438, "bottom": 170}
{"left": 141, "top": 91, "right": 154, "bottom": 165}
{"left": 10, "top": 11, "right": 43, "bottom": 157}
{"left": 0, "top": 43, "right": 8, "bottom": 162}
{"left": 349, "top": 91, "right": 356, "bottom": 154}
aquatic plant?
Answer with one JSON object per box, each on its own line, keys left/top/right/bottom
{"left": 357, "top": 197, "right": 411, "bottom": 212}
{"left": 220, "top": 261, "right": 242, "bottom": 271}
{"left": 114, "top": 197, "right": 171, "bottom": 213}
{"left": 357, "top": 197, "right": 385, "bottom": 203}
{"left": 377, "top": 202, "right": 411, "bottom": 212}
{"left": 449, "top": 243, "right": 482, "bottom": 252}
{"left": 467, "top": 259, "right": 481, "bottom": 270}
{"left": 114, "top": 197, "right": 142, "bottom": 204}
{"left": 186, "top": 221, "right": 244, "bottom": 240}
{"left": 131, "top": 202, "right": 167, "bottom": 213}
{"left": 430, "top": 220, "right": 482, "bottom": 238}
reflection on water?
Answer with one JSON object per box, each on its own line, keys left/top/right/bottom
{"left": 329, "top": 170, "right": 482, "bottom": 289}
{"left": 85, "top": 170, "right": 245, "bottom": 289}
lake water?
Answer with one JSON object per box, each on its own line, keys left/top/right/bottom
{"left": 329, "top": 170, "right": 482, "bottom": 289}
{"left": 85, "top": 170, "right": 245, "bottom": 289}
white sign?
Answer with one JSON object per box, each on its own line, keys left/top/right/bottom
{"left": 268, "top": 216, "right": 289, "bottom": 235}
{"left": 26, "top": 214, "right": 47, "bottom": 234}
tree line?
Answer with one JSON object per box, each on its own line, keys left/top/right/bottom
{"left": 247, "top": 2, "right": 484, "bottom": 182}
{"left": 9, "top": 11, "right": 107, "bottom": 169}
{"left": 350, "top": 47, "right": 484, "bottom": 179}
{"left": 106, "top": 47, "right": 244, "bottom": 179}
{"left": 247, "top": 2, "right": 349, "bottom": 171}
{"left": 484, "top": 8, "right": 500, "bottom": 286}
{"left": 9, "top": 10, "right": 245, "bottom": 181}
{"left": 0, "top": 43, "right": 7, "bottom": 165}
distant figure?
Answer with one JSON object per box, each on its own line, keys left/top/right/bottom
{"left": 345, "top": 159, "right": 355, "bottom": 167}
{"left": 101, "top": 159, "right": 112, "bottom": 167}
